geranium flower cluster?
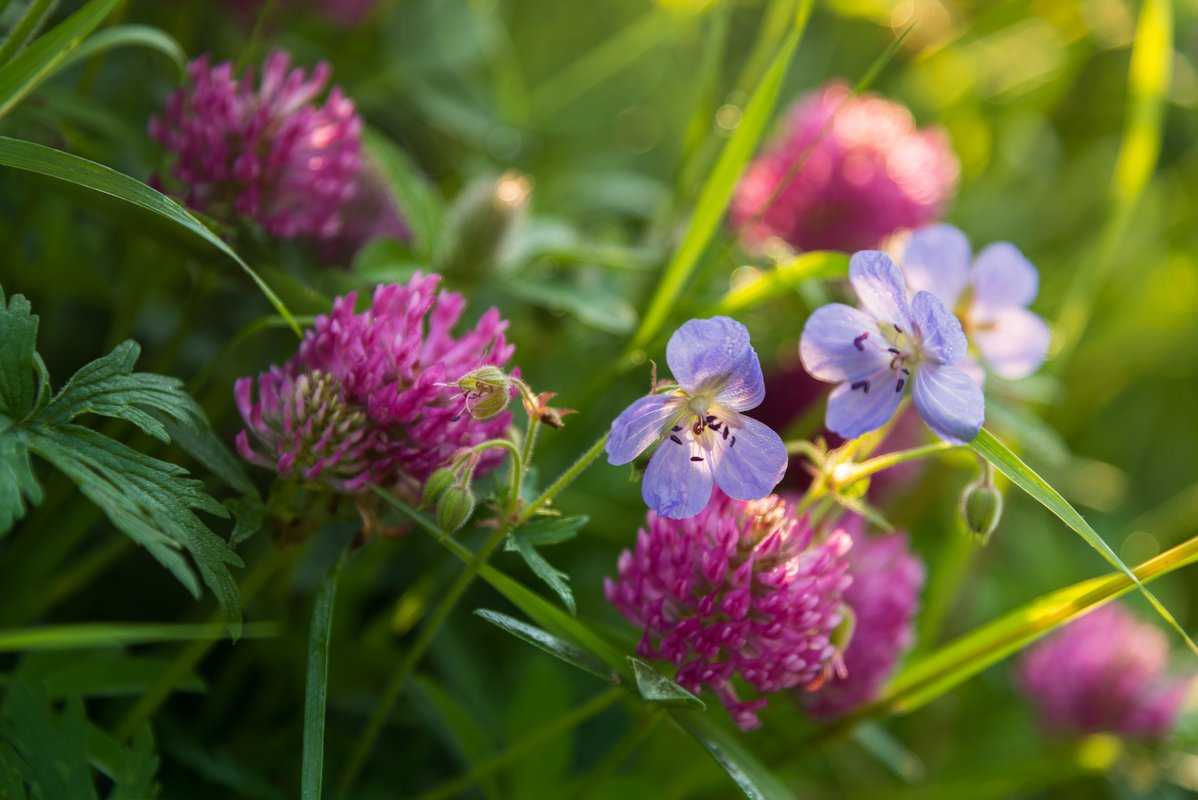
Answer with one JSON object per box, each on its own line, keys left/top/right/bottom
{"left": 605, "top": 491, "right": 853, "bottom": 729}
{"left": 235, "top": 273, "right": 514, "bottom": 492}
{"left": 150, "top": 51, "right": 362, "bottom": 241}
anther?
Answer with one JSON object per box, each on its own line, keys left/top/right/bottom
{"left": 670, "top": 435, "right": 683, "bottom": 445}
{"left": 853, "top": 332, "right": 869, "bottom": 351}
{"left": 851, "top": 380, "right": 870, "bottom": 393}
{"left": 721, "top": 426, "right": 729, "bottom": 440}
{"left": 690, "top": 456, "right": 704, "bottom": 462}
{"left": 895, "top": 379, "right": 905, "bottom": 393}
{"left": 672, "top": 425, "right": 682, "bottom": 432}
{"left": 730, "top": 436, "right": 737, "bottom": 448}
{"left": 887, "top": 347, "right": 900, "bottom": 355}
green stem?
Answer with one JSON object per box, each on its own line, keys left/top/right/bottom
{"left": 836, "top": 441, "right": 962, "bottom": 486}
{"left": 462, "top": 438, "right": 524, "bottom": 508}
{"left": 0, "top": 0, "right": 57, "bottom": 65}
{"left": 415, "top": 687, "right": 625, "bottom": 800}
{"left": 520, "top": 416, "right": 541, "bottom": 486}
{"left": 521, "top": 432, "right": 609, "bottom": 522}
{"left": 301, "top": 548, "right": 347, "bottom": 800}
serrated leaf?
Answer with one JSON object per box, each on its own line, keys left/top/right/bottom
{"left": 38, "top": 340, "right": 201, "bottom": 442}
{"left": 971, "top": 427, "right": 1197, "bottom": 654}
{"left": 668, "top": 710, "right": 794, "bottom": 800}
{"left": 0, "top": 285, "right": 38, "bottom": 418}
{"left": 101, "top": 722, "right": 161, "bottom": 799}
{"left": 474, "top": 609, "right": 613, "bottom": 682}
{"left": 627, "top": 656, "right": 705, "bottom": 709}
{"left": 504, "top": 535, "right": 576, "bottom": 615}
{"left": 509, "top": 515, "right": 588, "bottom": 547}
{"left": 26, "top": 426, "right": 244, "bottom": 630}
{"left": 225, "top": 496, "right": 267, "bottom": 548}
{"left": 0, "top": 427, "right": 41, "bottom": 535}
{"left": 158, "top": 412, "right": 258, "bottom": 498}
{"left": 13, "top": 651, "right": 205, "bottom": 698}
{"left": 0, "top": 681, "right": 98, "bottom": 800}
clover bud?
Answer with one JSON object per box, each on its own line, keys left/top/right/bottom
{"left": 961, "top": 481, "right": 1003, "bottom": 544}
{"left": 439, "top": 171, "right": 531, "bottom": 279}
{"left": 420, "top": 467, "right": 458, "bottom": 509}
{"left": 457, "top": 366, "right": 512, "bottom": 420}
{"left": 435, "top": 484, "right": 476, "bottom": 534}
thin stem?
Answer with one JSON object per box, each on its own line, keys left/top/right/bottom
{"left": 0, "top": 0, "right": 57, "bottom": 65}
{"left": 301, "top": 548, "right": 348, "bottom": 800}
{"left": 837, "top": 441, "right": 962, "bottom": 487}
{"left": 520, "top": 416, "right": 541, "bottom": 486}
{"left": 460, "top": 437, "right": 524, "bottom": 508}
{"left": 520, "top": 432, "right": 609, "bottom": 523}
{"left": 415, "top": 687, "right": 625, "bottom": 800}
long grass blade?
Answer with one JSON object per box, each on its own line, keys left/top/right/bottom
{"left": 300, "top": 551, "right": 346, "bottom": 800}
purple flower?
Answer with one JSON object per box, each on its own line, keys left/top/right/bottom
{"left": 799, "top": 251, "right": 984, "bottom": 441}
{"left": 236, "top": 273, "right": 514, "bottom": 491}
{"left": 803, "top": 518, "right": 924, "bottom": 719}
{"left": 150, "top": 51, "right": 362, "bottom": 241}
{"left": 606, "top": 317, "right": 788, "bottom": 520}
{"left": 1018, "top": 604, "right": 1193, "bottom": 739}
{"left": 605, "top": 490, "right": 853, "bottom": 730}
{"left": 899, "top": 224, "right": 1050, "bottom": 380}
{"left": 730, "top": 81, "right": 958, "bottom": 253}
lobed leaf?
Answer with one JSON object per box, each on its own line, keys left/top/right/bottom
{"left": 627, "top": 657, "right": 705, "bottom": 709}
{"left": 0, "top": 286, "right": 38, "bottom": 418}
{"left": 474, "top": 609, "right": 612, "bottom": 682}
{"left": 504, "top": 534, "right": 576, "bottom": 614}
{"left": 509, "top": 514, "right": 589, "bottom": 547}
{"left": 0, "top": 428, "right": 41, "bottom": 536}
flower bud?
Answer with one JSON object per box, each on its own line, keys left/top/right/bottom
{"left": 420, "top": 467, "right": 458, "bottom": 509}
{"left": 456, "top": 366, "right": 511, "bottom": 420}
{"left": 435, "top": 484, "right": 476, "bottom": 534}
{"left": 438, "top": 171, "right": 531, "bottom": 279}
{"left": 961, "top": 481, "right": 1003, "bottom": 544}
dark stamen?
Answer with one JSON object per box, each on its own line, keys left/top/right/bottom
{"left": 853, "top": 332, "right": 869, "bottom": 351}
{"left": 670, "top": 435, "right": 683, "bottom": 445}
{"left": 705, "top": 415, "right": 716, "bottom": 423}
{"left": 730, "top": 436, "right": 737, "bottom": 448}
{"left": 851, "top": 380, "right": 870, "bottom": 393}
{"left": 690, "top": 456, "right": 704, "bottom": 462}
{"left": 887, "top": 347, "right": 900, "bottom": 355}
{"left": 894, "top": 324, "right": 903, "bottom": 333}
{"left": 708, "top": 422, "right": 721, "bottom": 431}
{"left": 895, "top": 379, "right": 905, "bottom": 393}
{"left": 672, "top": 425, "right": 682, "bottom": 432}
{"left": 901, "top": 367, "right": 910, "bottom": 376}
{"left": 722, "top": 426, "right": 729, "bottom": 440}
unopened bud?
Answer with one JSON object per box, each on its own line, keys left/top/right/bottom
{"left": 961, "top": 481, "right": 1003, "bottom": 544}
{"left": 457, "top": 366, "right": 512, "bottom": 420}
{"left": 439, "top": 171, "right": 531, "bottom": 278}
{"left": 436, "top": 484, "right": 476, "bottom": 534}
{"left": 420, "top": 467, "right": 458, "bottom": 509}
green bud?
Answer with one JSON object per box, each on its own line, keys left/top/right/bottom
{"left": 961, "top": 481, "right": 1004, "bottom": 544}
{"left": 420, "top": 467, "right": 458, "bottom": 509}
{"left": 830, "top": 604, "right": 857, "bottom": 654}
{"left": 435, "top": 485, "right": 476, "bottom": 534}
{"left": 456, "top": 366, "right": 511, "bottom": 420}
{"left": 438, "top": 171, "right": 531, "bottom": 279}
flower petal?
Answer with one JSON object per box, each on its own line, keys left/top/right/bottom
{"left": 799, "top": 304, "right": 890, "bottom": 383}
{"left": 974, "top": 307, "right": 1051, "bottom": 380}
{"left": 642, "top": 436, "right": 715, "bottom": 519}
{"left": 912, "top": 364, "right": 984, "bottom": 442}
{"left": 900, "top": 224, "right": 971, "bottom": 308}
{"left": 714, "top": 347, "right": 767, "bottom": 412}
{"left": 849, "top": 251, "right": 912, "bottom": 329}
{"left": 911, "top": 290, "right": 967, "bottom": 365}
{"left": 826, "top": 370, "right": 904, "bottom": 439}
{"left": 666, "top": 317, "right": 761, "bottom": 403}
{"left": 712, "top": 413, "right": 788, "bottom": 501}
{"left": 606, "top": 393, "right": 682, "bottom": 466}
{"left": 970, "top": 242, "right": 1038, "bottom": 314}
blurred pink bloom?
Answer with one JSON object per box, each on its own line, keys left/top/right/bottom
{"left": 235, "top": 273, "right": 514, "bottom": 492}
{"left": 150, "top": 51, "right": 362, "bottom": 241}
{"left": 605, "top": 490, "right": 853, "bottom": 730}
{"left": 730, "top": 81, "right": 958, "bottom": 252}
{"left": 803, "top": 519, "right": 924, "bottom": 718}
{"left": 1018, "top": 603, "right": 1192, "bottom": 739}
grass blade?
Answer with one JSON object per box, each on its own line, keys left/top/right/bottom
{"left": 0, "top": 136, "right": 300, "bottom": 335}
{"left": 0, "top": 621, "right": 278, "bottom": 651}
{"left": 300, "top": 551, "right": 346, "bottom": 800}
{"left": 625, "top": 0, "right": 813, "bottom": 356}
{"left": 711, "top": 251, "right": 848, "bottom": 315}
{"left": 0, "top": 0, "right": 120, "bottom": 118}
{"left": 971, "top": 427, "right": 1196, "bottom": 653}
{"left": 60, "top": 24, "right": 187, "bottom": 76}
{"left": 668, "top": 710, "right": 794, "bottom": 800}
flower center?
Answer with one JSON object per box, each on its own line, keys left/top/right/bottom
{"left": 849, "top": 322, "right": 917, "bottom": 396}
{"left": 665, "top": 400, "right": 739, "bottom": 462}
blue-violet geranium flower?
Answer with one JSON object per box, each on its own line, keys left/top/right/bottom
{"left": 800, "top": 251, "right": 984, "bottom": 441}
{"left": 606, "top": 317, "right": 788, "bottom": 520}
{"left": 899, "top": 224, "right": 1050, "bottom": 380}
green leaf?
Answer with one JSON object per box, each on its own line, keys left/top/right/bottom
{"left": 712, "top": 251, "right": 849, "bottom": 315}
{"left": 971, "top": 427, "right": 1197, "bottom": 653}
{"left": 12, "top": 651, "right": 205, "bottom": 698}
{"left": 38, "top": 340, "right": 201, "bottom": 442}
{"left": 625, "top": 0, "right": 812, "bottom": 354}
{"left": 474, "top": 609, "right": 613, "bottom": 682}
{"left": 869, "top": 531, "right": 1198, "bottom": 716}
{"left": 505, "top": 278, "right": 636, "bottom": 335}
{"left": 627, "top": 657, "right": 705, "bottom": 709}
{"left": 0, "top": 136, "right": 300, "bottom": 335}
{"left": 504, "top": 534, "right": 576, "bottom": 615}
{"left": 301, "top": 550, "right": 346, "bottom": 800}
{"left": 159, "top": 413, "right": 258, "bottom": 499}
{"left": 410, "top": 677, "right": 500, "bottom": 800}
{"left": 0, "top": 285, "right": 38, "bottom": 418}
{"left": 362, "top": 127, "right": 444, "bottom": 259}
{"left": 0, "top": 0, "right": 121, "bottom": 119}
{"left": 26, "top": 425, "right": 245, "bottom": 628}
{"left": 0, "top": 621, "right": 277, "bottom": 652}
{"left": 509, "top": 515, "right": 588, "bottom": 547}
{"left": 668, "top": 710, "right": 794, "bottom": 800}
{"left": 0, "top": 426, "right": 40, "bottom": 535}
{"left": 98, "top": 722, "right": 161, "bottom": 799}
{"left": 0, "top": 681, "right": 97, "bottom": 800}
{"left": 59, "top": 24, "right": 186, "bottom": 77}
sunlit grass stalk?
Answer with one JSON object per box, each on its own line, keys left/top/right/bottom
{"left": 300, "top": 547, "right": 348, "bottom": 800}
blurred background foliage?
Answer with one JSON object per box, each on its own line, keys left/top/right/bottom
{"left": 2, "top": 0, "right": 1198, "bottom": 797}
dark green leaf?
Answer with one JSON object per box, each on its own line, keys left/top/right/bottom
{"left": 159, "top": 413, "right": 258, "bottom": 499}
{"left": 505, "top": 278, "right": 636, "bottom": 335}
{"left": 0, "top": 427, "right": 40, "bottom": 535}
{"left": 504, "top": 535, "right": 576, "bottom": 614}
{"left": 12, "top": 651, "right": 205, "bottom": 698}
{"left": 0, "top": 681, "right": 98, "bottom": 800}
{"left": 627, "top": 657, "right": 705, "bottom": 709}
{"left": 0, "top": 285, "right": 38, "bottom": 418}
{"left": 0, "top": 621, "right": 277, "bottom": 651}
{"left": 474, "top": 609, "right": 613, "bottom": 682}
{"left": 509, "top": 515, "right": 588, "bottom": 547}
{"left": 668, "top": 710, "right": 794, "bottom": 800}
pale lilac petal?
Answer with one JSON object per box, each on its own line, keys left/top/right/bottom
{"left": 911, "top": 291, "right": 966, "bottom": 365}
{"left": 826, "top": 370, "right": 904, "bottom": 439}
{"left": 970, "top": 242, "right": 1038, "bottom": 314}
{"left": 642, "top": 436, "right": 714, "bottom": 519}
{"left": 974, "top": 307, "right": 1051, "bottom": 380}
{"left": 799, "top": 304, "right": 890, "bottom": 383}
{"left": 849, "top": 251, "right": 912, "bottom": 328}
{"left": 900, "top": 224, "right": 971, "bottom": 308}
{"left": 715, "top": 347, "right": 766, "bottom": 412}
{"left": 912, "top": 364, "right": 983, "bottom": 442}
{"left": 712, "top": 413, "right": 787, "bottom": 501}
{"left": 666, "top": 317, "right": 759, "bottom": 400}
{"left": 958, "top": 355, "right": 985, "bottom": 386}
{"left": 606, "top": 394, "right": 684, "bottom": 466}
